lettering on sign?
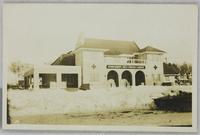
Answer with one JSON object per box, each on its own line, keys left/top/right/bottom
{"left": 106, "top": 65, "right": 145, "bottom": 69}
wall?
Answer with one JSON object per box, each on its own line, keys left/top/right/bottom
{"left": 145, "top": 53, "right": 165, "bottom": 85}
{"left": 81, "top": 50, "right": 106, "bottom": 87}
{"left": 75, "top": 49, "right": 165, "bottom": 87}
{"left": 33, "top": 65, "right": 81, "bottom": 89}
{"left": 75, "top": 50, "right": 83, "bottom": 84}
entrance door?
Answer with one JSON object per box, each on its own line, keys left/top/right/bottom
{"left": 122, "top": 70, "right": 132, "bottom": 86}
{"left": 135, "top": 71, "right": 145, "bottom": 86}
{"left": 107, "top": 70, "right": 119, "bottom": 87}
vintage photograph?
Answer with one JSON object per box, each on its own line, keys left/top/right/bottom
{"left": 2, "top": 3, "right": 198, "bottom": 132}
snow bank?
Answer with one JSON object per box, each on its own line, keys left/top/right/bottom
{"left": 8, "top": 86, "right": 192, "bottom": 116}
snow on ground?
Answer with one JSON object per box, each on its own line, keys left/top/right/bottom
{"left": 8, "top": 86, "right": 192, "bottom": 117}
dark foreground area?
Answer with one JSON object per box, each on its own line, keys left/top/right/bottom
{"left": 153, "top": 90, "right": 192, "bottom": 112}
{"left": 11, "top": 110, "right": 192, "bottom": 126}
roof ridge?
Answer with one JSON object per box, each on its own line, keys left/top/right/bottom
{"left": 85, "top": 37, "right": 135, "bottom": 43}
{"left": 139, "top": 45, "right": 165, "bottom": 53}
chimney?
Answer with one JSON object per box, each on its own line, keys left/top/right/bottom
{"left": 76, "top": 32, "right": 85, "bottom": 48}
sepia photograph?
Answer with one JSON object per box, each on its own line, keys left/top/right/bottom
{"left": 2, "top": 3, "right": 198, "bottom": 132}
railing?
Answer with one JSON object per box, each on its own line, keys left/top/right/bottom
{"left": 104, "top": 57, "right": 146, "bottom": 65}
{"left": 127, "top": 59, "right": 146, "bottom": 64}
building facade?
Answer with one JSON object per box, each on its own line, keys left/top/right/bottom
{"left": 25, "top": 38, "right": 166, "bottom": 89}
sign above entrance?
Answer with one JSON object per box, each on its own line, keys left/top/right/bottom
{"left": 107, "top": 65, "right": 145, "bottom": 69}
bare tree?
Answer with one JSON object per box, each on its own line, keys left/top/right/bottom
{"left": 9, "top": 61, "right": 23, "bottom": 79}
{"left": 9, "top": 61, "right": 33, "bottom": 83}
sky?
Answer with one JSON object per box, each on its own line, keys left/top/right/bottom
{"left": 3, "top": 4, "right": 198, "bottom": 65}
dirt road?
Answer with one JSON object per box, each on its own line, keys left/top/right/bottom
{"left": 11, "top": 110, "right": 192, "bottom": 126}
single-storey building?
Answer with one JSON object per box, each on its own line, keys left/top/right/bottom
{"left": 24, "top": 37, "right": 166, "bottom": 89}
{"left": 24, "top": 66, "right": 81, "bottom": 89}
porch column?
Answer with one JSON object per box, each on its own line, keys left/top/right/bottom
{"left": 78, "top": 74, "right": 81, "bottom": 88}
{"left": 118, "top": 70, "right": 122, "bottom": 87}
{"left": 34, "top": 71, "right": 39, "bottom": 89}
{"left": 57, "top": 73, "right": 62, "bottom": 88}
{"left": 132, "top": 71, "right": 136, "bottom": 86}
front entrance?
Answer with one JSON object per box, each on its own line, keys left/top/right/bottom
{"left": 135, "top": 71, "right": 145, "bottom": 86}
{"left": 107, "top": 70, "right": 119, "bottom": 87}
{"left": 122, "top": 70, "right": 132, "bottom": 86}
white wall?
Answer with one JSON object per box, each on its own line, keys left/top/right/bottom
{"left": 81, "top": 50, "right": 106, "bottom": 86}
{"left": 104, "top": 55, "right": 145, "bottom": 65}
{"left": 32, "top": 65, "right": 81, "bottom": 89}
{"left": 75, "top": 49, "right": 165, "bottom": 87}
{"left": 145, "top": 53, "right": 165, "bottom": 85}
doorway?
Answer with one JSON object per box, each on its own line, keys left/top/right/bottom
{"left": 107, "top": 70, "right": 119, "bottom": 87}
{"left": 135, "top": 71, "right": 145, "bottom": 86}
{"left": 122, "top": 70, "right": 132, "bottom": 86}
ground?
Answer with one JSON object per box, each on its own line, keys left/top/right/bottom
{"left": 11, "top": 110, "right": 192, "bottom": 126}
{"left": 7, "top": 86, "right": 192, "bottom": 126}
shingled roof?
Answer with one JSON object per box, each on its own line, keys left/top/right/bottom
{"left": 139, "top": 46, "right": 165, "bottom": 53}
{"left": 77, "top": 38, "right": 140, "bottom": 55}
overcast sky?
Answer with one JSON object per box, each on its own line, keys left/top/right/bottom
{"left": 3, "top": 4, "right": 198, "bottom": 65}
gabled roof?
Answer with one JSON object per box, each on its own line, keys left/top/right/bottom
{"left": 77, "top": 38, "right": 140, "bottom": 55}
{"left": 139, "top": 46, "right": 165, "bottom": 53}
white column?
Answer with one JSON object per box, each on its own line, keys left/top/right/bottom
{"left": 132, "top": 76, "right": 135, "bottom": 86}
{"left": 132, "top": 71, "right": 136, "bottom": 86}
{"left": 118, "top": 70, "right": 122, "bottom": 87}
{"left": 78, "top": 74, "right": 81, "bottom": 88}
{"left": 34, "top": 71, "right": 39, "bottom": 89}
{"left": 57, "top": 73, "right": 62, "bottom": 89}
